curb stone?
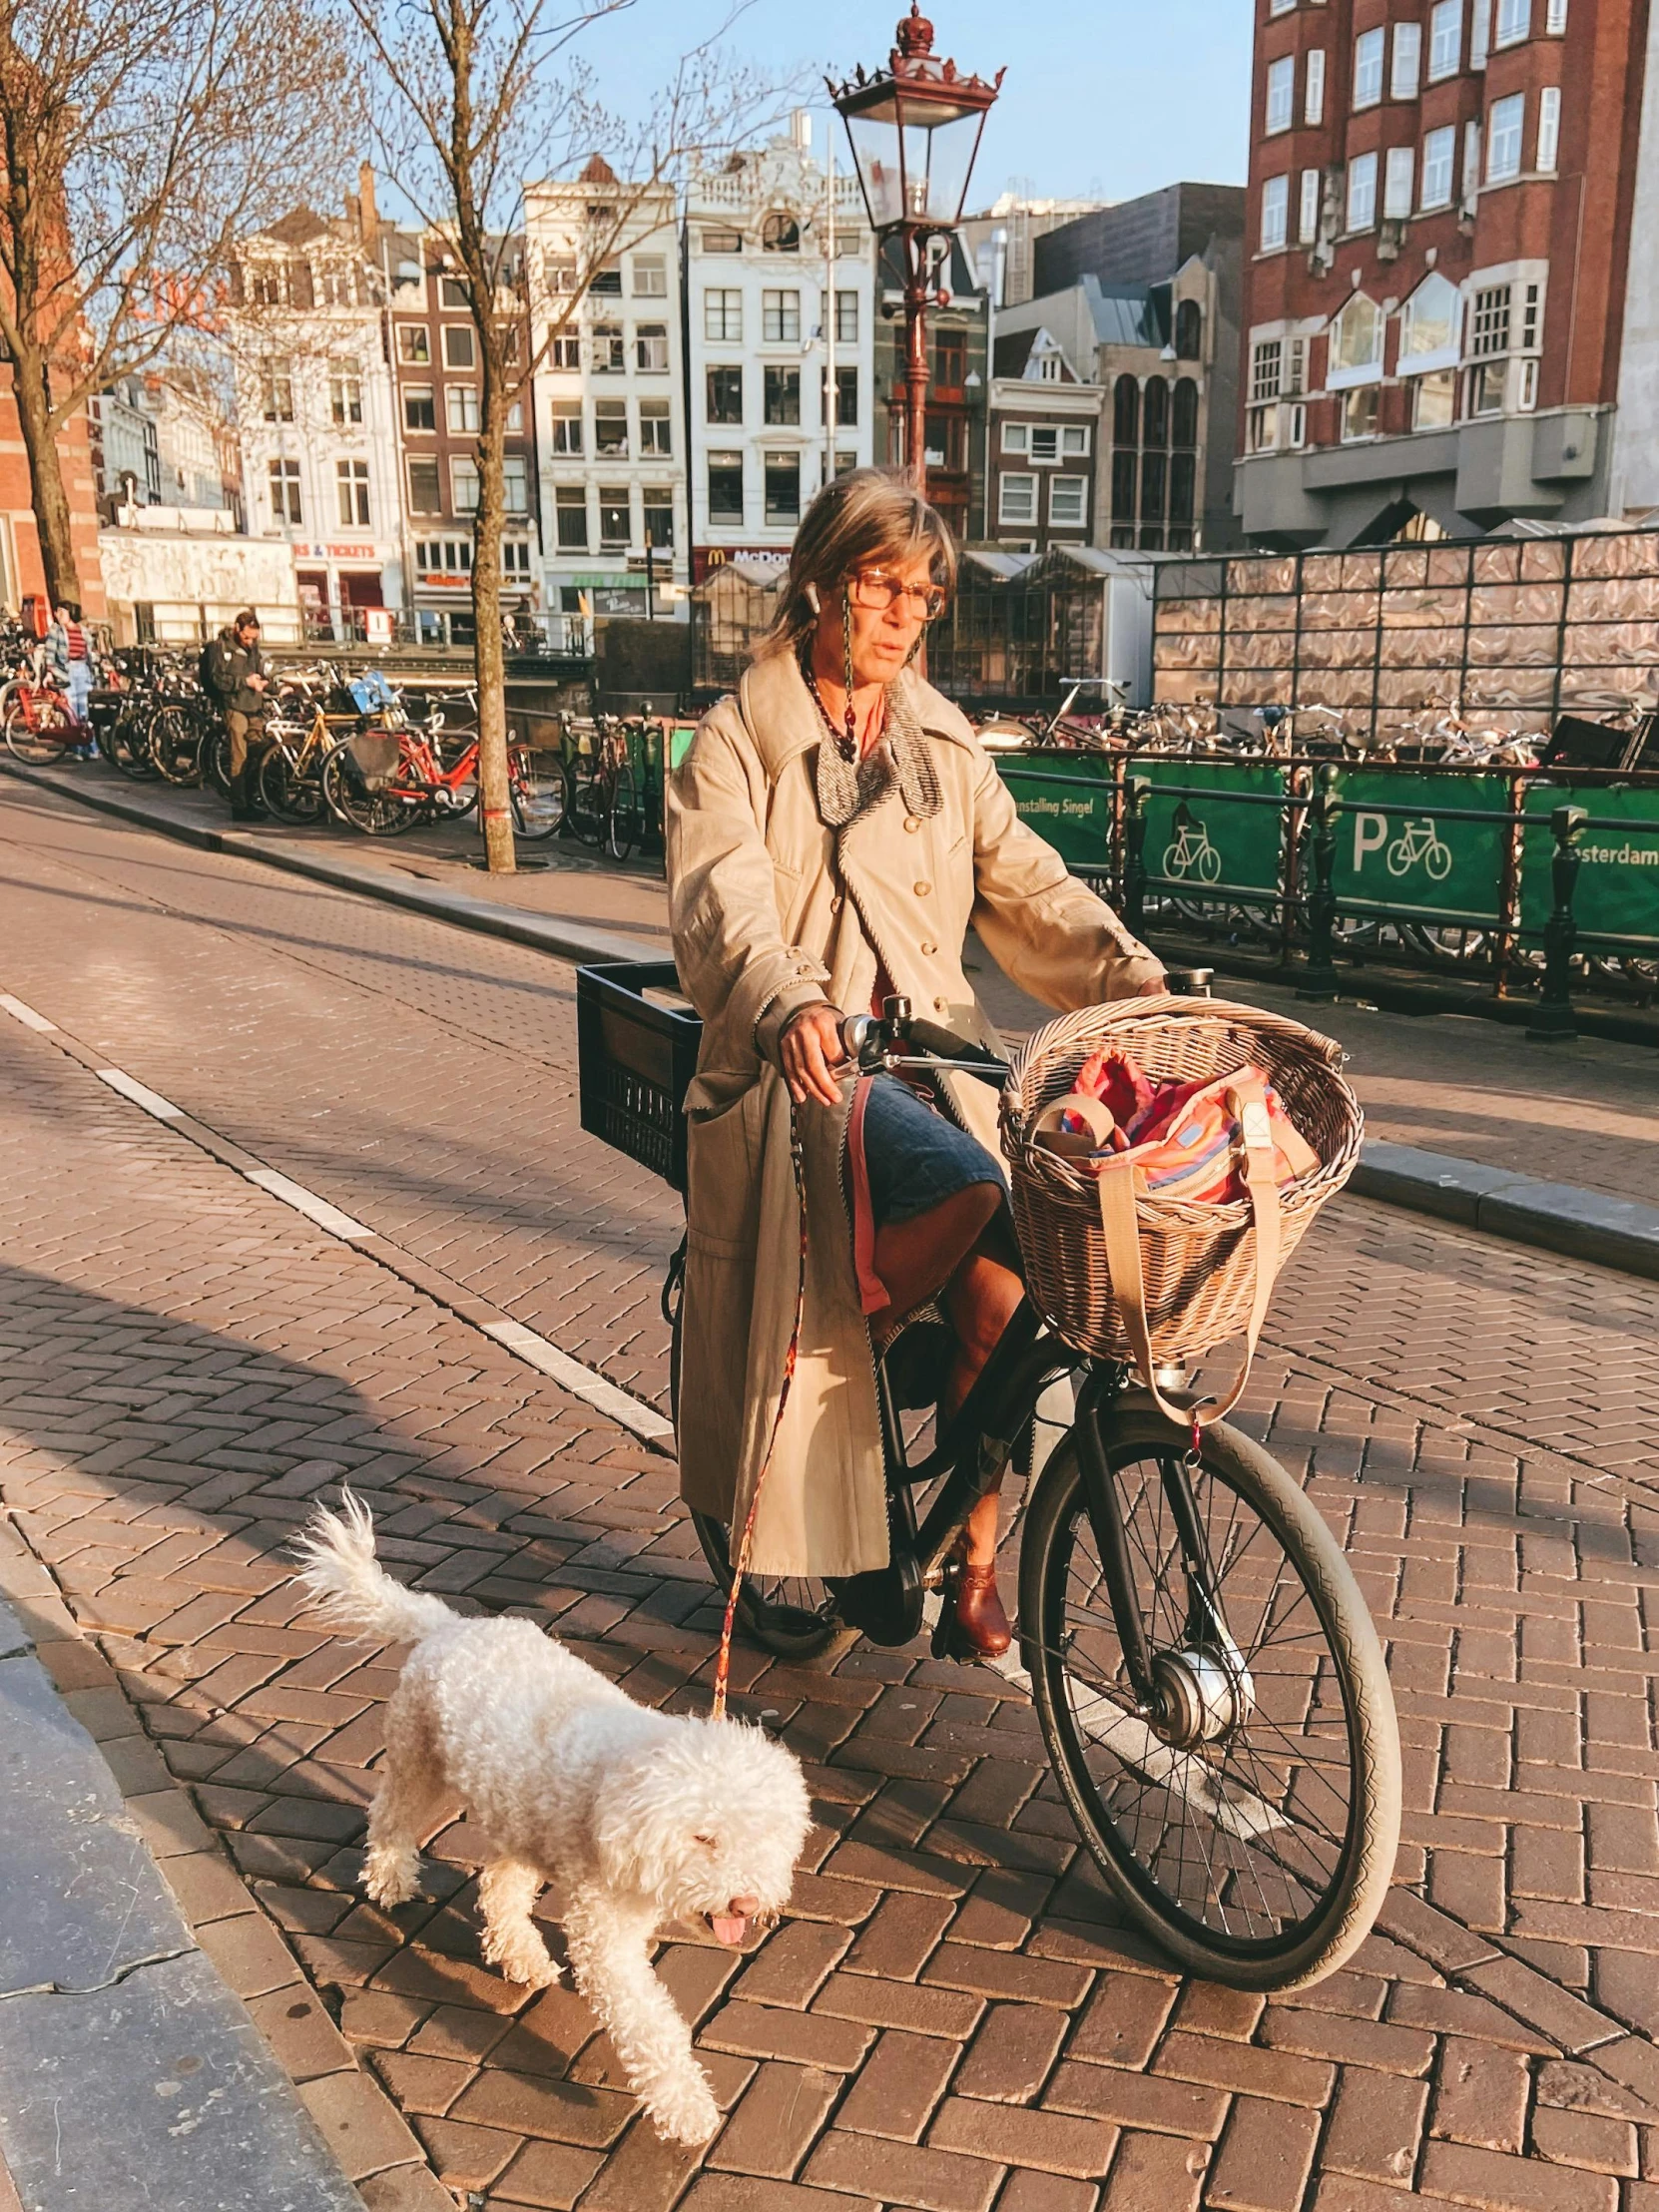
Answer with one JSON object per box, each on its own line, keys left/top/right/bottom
{"left": 7, "top": 759, "right": 1656, "bottom": 1285}
{"left": 0, "top": 1526, "right": 443, "bottom": 2212}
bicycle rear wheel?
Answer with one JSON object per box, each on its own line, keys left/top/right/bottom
{"left": 509, "top": 746, "right": 565, "bottom": 840}
{"left": 568, "top": 763, "right": 605, "bottom": 847}
{"left": 4, "top": 700, "right": 73, "bottom": 765}
{"left": 1020, "top": 1401, "right": 1398, "bottom": 1989}
{"left": 606, "top": 764, "right": 639, "bottom": 861}
{"left": 260, "top": 744, "right": 324, "bottom": 824}
{"left": 320, "top": 741, "right": 417, "bottom": 835}
{"left": 150, "top": 706, "right": 205, "bottom": 785}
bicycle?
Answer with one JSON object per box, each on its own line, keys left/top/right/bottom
{"left": 567, "top": 720, "right": 642, "bottom": 860}
{"left": 320, "top": 718, "right": 563, "bottom": 841}
{"left": 3, "top": 680, "right": 79, "bottom": 764}
{"left": 1384, "top": 818, "right": 1451, "bottom": 881}
{"left": 1161, "top": 807, "right": 1222, "bottom": 884}
{"left": 579, "top": 964, "right": 1401, "bottom": 1990}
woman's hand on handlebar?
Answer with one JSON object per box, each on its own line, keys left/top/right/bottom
{"left": 781, "top": 1003, "right": 849, "bottom": 1108}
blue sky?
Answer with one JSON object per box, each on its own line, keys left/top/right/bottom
{"left": 572, "top": 0, "right": 1253, "bottom": 205}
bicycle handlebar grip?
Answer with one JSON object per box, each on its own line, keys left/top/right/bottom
{"left": 906, "top": 1015, "right": 981, "bottom": 1061}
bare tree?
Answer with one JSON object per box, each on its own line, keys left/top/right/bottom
{"left": 341, "top": 0, "right": 794, "bottom": 870}
{"left": 0, "top": 0, "right": 354, "bottom": 604}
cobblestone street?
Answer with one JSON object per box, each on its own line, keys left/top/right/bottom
{"left": 1, "top": 779, "right": 1657, "bottom": 2212}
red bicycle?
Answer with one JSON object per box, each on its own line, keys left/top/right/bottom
{"left": 319, "top": 721, "right": 564, "bottom": 839}
{"left": 4, "top": 680, "right": 81, "bottom": 764}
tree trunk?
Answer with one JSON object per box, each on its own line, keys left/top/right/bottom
{"left": 10, "top": 342, "right": 82, "bottom": 608}
{"left": 471, "top": 407, "right": 514, "bottom": 873}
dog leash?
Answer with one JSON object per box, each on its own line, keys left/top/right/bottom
{"left": 711, "top": 1104, "right": 809, "bottom": 1723}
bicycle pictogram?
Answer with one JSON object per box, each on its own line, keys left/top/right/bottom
{"left": 1384, "top": 816, "right": 1452, "bottom": 882}
{"left": 1162, "top": 803, "right": 1222, "bottom": 884}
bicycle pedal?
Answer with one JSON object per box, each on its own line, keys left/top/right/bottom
{"left": 929, "top": 1558, "right": 961, "bottom": 1660}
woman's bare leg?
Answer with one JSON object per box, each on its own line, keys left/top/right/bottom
{"left": 942, "top": 1249, "right": 1026, "bottom": 1567}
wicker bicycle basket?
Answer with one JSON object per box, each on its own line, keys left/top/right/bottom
{"left": 999, "top": 996, "right": 1363, "bottom": 1376}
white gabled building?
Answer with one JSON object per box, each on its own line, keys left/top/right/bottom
{"left": 227, "top": 201, "right": 407, "bottom": 635}
{"left": 684, "top": 115, "right": 875, "bottom": 579}
{"left": 525, "top": 162, "right": 686, "bottom": 626}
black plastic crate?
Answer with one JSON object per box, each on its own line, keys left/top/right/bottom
{"left": 576, "top": 961, "right": 702, "bottom": 1194}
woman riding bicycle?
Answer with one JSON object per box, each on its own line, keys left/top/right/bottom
{"left": 666, "top": 471, "right": 1164, "bottom": 1660}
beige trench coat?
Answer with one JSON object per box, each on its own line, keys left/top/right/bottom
{"left": 665, "top": 650, "right": 1164, "bottom": 1577}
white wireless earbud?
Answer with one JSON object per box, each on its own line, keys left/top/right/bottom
{"left": 804, "top": 583, "right": 822, "bottom": 614}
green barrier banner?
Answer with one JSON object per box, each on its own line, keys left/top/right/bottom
{"left": 1137, "top": 761, "right": 1286, "bottom": 897}
{"left": 668, "top": 725, "right": 698, "bottom": 773}
{"left": 997, "top": 756, "right": 1112, "bottom": 869}
{"left": 1519, "top": 784, "right": 1659, "bottom": 948}
{"left": 1333, "top": 772, "right": 1511, "bottom": 924}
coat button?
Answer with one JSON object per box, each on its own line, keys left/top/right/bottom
{"left": 933, "top": 996, "right": 947, "bottom": 1012}
{"left": 903, "top": 816, "right": 920, "bottom": 832}
{"left": 830, "top": 894, "right": 842, "bottom": 912}
{"left": 921, "top": 940, "right": 937, "bottom": 955}
{"left": 914, "top": 880, "right": 931, "bottom": 896}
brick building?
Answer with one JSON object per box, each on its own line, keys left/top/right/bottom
{"left": 1238, "top": 0, "right": 1655, "bottom": 543}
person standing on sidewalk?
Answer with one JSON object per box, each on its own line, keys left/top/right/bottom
{"left": 46, "top": 606, "right": 96, "bottom": 757}
{"left": 203, "top": 610, "right": 271, "bottom": 822}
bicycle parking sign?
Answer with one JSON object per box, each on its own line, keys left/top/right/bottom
{"left": 1139, "top": 761, "right": 1286, "bottom": 898}
{"left": 1335, "top": 772, "right": 1510, "bottom": 924}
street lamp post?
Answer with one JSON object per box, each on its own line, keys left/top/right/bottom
{"left": 829, "top": 6, "right": 1001, "bottom": 492}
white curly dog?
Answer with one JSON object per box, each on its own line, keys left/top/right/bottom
{"left": 294, "top": 1493, "right": 812, "bottom": 2145}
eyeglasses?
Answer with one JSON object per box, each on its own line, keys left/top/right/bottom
{"left": 846, "top": 570, "right": 948, "bottom": 624}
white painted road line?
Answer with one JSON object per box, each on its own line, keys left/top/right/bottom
{"left": 0, "top": 992, "right": 57, "bottom": 1033}
{"left": 96, "top": 1067, "right": 184, "bottom": 1119}
{"left": 243, "top": 1168, "right": 376, "bottom": 1242}
{"left": 482, "top": 1319, "right": 676, "bottom": 1443}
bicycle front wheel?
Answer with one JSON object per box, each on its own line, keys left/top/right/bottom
{"left": 1020, "top": 1402, "right": 1399, "bottom": 1990}
{"left": 261, "top": 745, "right": 324, "bottom": 824}
{"left": 320, "top": 742, "right": 416, "bottom": 835}
{"left": 606, "top": 764, "right": 639, "bottom": 860}
{"left": 509, "top": 747, "right": 566, "bottom": 840}
{"left": 4, "top": 701, "right": 72, "bottom": 765}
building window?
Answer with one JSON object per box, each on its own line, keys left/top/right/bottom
{"left": 764, "top": 365, "right": 801, "bottom": 425}
{"left": 260, "top": 360, "right": 293, "bottom": 422}
{"left": 1519, "top": 356, "right": 1539, "bottom": 409}
{"left": 1170, "top": 452, "right": 1196, "bottom": 527}
{"left": 1062, "top": 423, "right": 1092, "bottom": 456}
{"left": 764, "top": 451, "right": 801, "bottom": 524}
{"left": 639, "top": 398, "right": 672, "bottom": 455}
{"left": 1331, "top": 290, "right": 1384, "bottom": 371}
{"left": 550, "top": 400, "right": 582, "bottom": 454}
{"left": 397, "top": 325, "right": 430, "bottom": 364}
{"left": 1420, "top": 125, "right": 1456, "bottom": 208}
{"left": 1428, "top": 0, "right": 1462, "bottom": 75}
{"left": 1471, "top": 283, "right": 1512, "bottom": 355}
{"left": 1143, "top": 376, "right": 1169, "bottom": 446}
{"left": 1522, "top": 281, "right": 1541, "bottom": 348}
{"left": 632, "top": 255, "right": 667, "bottom": 297}
{"left": 636, "top": 323, "right": 670, "bottom": 372}
{"left": 1113, "top": 375, "right": 1139, "bottom": 445}
{"left": 442, "top": 325, "right": 475, "bottom": 369}
{"left": 1299, "top": 168, "right": 1321, "bottom": 242}
{"left": 407, "top": 457, "right": 441, "bottom": 514}
{"left": 1252, "top": 338, "right": 1283, "bottom": 402}
{"left": 1487, "top": 93, "right": 1525, "bottom": 181}
{"left": 548, "top": 332, "right": 581, "bottom": 369}
{"left": 1266, "top": 55, "right": 1295, "bottom": 134}
{"left": 762, "top": 212, "right": 801, "bottom": 252}
{"left": 590, "top": 262, "right": 623, "bottom": 295}
{"left": 438, "top": 276, "right": 470, "bottom": 308}
{"left": 763, "top": 288, "right": 801, "bottom": 343}
{"left": 1002, "top": 421, "right": 1031, "bottom": 453}
{"left": 1353, "top": 26, "right": 1384, "bottom": 106}
{"left": 592, "top": 323, "right": 625, "bottom": 372}
{"left": 706, "top": 365, "right": 743, "bottom": 424}
{"left": 1347, "top": 150, "right": 1379, "bottom": 231}
{"left": 1391, "top": 21, "right": 1421, "bottom": 96}
{"left": 446, "top": 384, "right": 480, "bottom": 433}
{"left": 708, "top": 450, "right": 744, "bottom": 523}
{"left": 451, "top": 456, "right": 479, "bottom": 512}
{"left": 998, "top": 473, "right": 1037, "bottom": 526}
{"left": 594, "top": 398, "right": 628, "bottom": 454}
{"left": 599, "top": 486, "right": 630, "bottom": 547}
{"left": 503, "top": 454, "right": 528, "bottom": 514}
{"left": 415, "top": 539, "right": 470, "bottom": 578}
{"left": 1545, "top": 0, "right": 1567, "bottom": 28}
{"left": 704, "top": 288, "right": 742, "bottom": 341}
{"left": 1471, "top": 0, "right": 1492, "bottom": 65}
{"left": 1305, "top": 49, "right": 1326, "bottom": 124}
{"left": 1049, "top": 475, "right": 1087, "bottom": 527}
{"left": 1467, "top": 360, "right": 1507, "bottom": 414}
{"left": 1537, "top": 85, "right": 1561, "bottom": 171}
{"left": 1140, "top": 450, "right": 1167, "bottom": 522}
{"left": 702, "top": 227, "right": 742, "bottom": 253}
{"left": 834, "top": 289, "right": 858, "bottom": 342}
{"left": 1261, "top": 174, "right": 1290, "bottom": 252}
{"left": 544, "top": 256, "right": 578, "bottom": 293}
{"left": 403, "top": 384, "right": 436, "bottom": 432}
{"left": 335, "top": 459, "right": 370, "bottom": 527}
{"left": 1175, "top": 300, "right": 1203, "bottom": 358}
{"left": 834, "top": 448, "right": 858, "bottom": 475}
{"left": 1269, "top": 0, "right": 1294, "bottom": 13}
{"left": 835, "top": 365, "right": 858, "bottom": 424}
{"left": 555, "top": 485, "right": 588, "bottom": 549}
{"left": 1495, "top": 0, "right": 1530, "bottom": 43}
{"left": 1413, "top": 369, "right": 1458, "bottom": 427}
{"left": 1111, "top": 449, "right": 1137, "bottom": 522}
{"left": 1384, "top": 147, "right": 1415, "bottom": 219}
{"left": 329, "top": 362, "right": 362, "bottom": 425}
{"left": 1342, "top": 386, "right": 1381, "bottom": 440}
{"left": 643, "top": 489, "right": 674, "bottom": 548}
{"left": 268, "top": 458, "right": 301, "bottom": 524}
{"left": 503, "top": 541, "right": 531, "bottom": 578}
{"left": 1400, "top": 270, "right": 1460, "bottom": 359}
{"left": 1172, "top": 378, "right": 1199, "bottom": 446}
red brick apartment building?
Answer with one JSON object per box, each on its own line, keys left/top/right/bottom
{"left": 1237, "top": 0, "right": 1659, "bottom": 543}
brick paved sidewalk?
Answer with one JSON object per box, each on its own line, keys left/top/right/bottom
{"left": 1, "top": 792, "right": 1657, "bottom": 2212}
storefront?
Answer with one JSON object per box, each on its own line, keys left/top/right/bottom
{"left": 293, "top": 539, "right": 401, "bottom": 639}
